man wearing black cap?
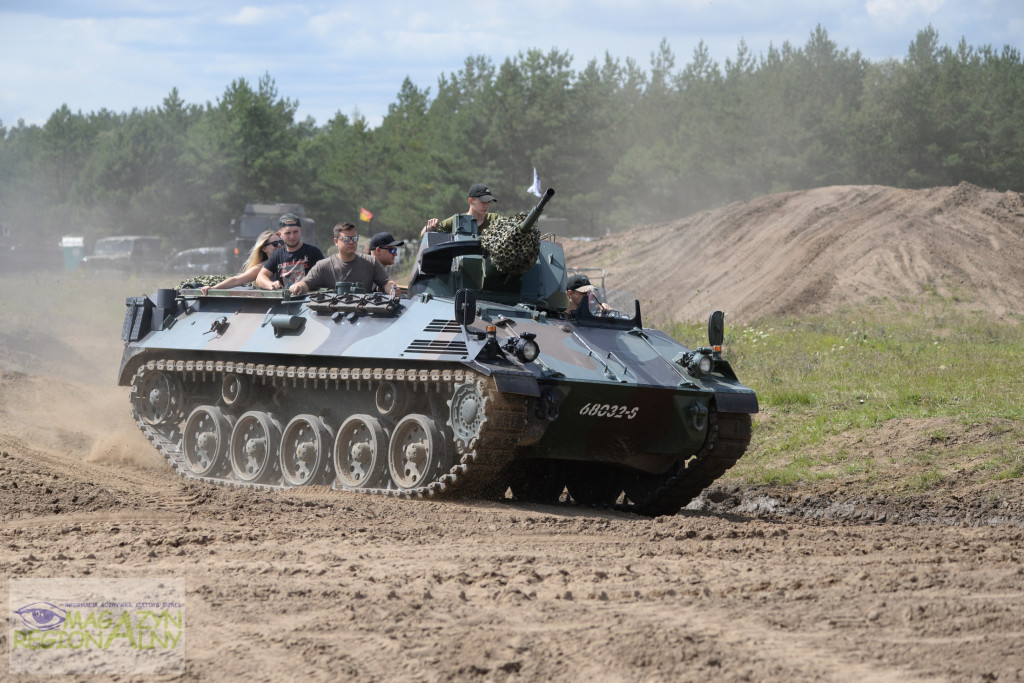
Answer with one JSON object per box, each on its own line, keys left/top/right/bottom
{"left": 255, "top": 213, "right": 325, "bottom": 289}
{"left": 421, "top": 183, "right": 500, "bottom": 237}
{"left": 367, "top": 232, "right": 405, "bottom": 269}
{"left": 566, "top": 273, "right": 611, "bottom": 316}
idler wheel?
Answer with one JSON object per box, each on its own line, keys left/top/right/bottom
{"left": 334, "top": 414, "right": 387, "bottom": 489}
{"left": 132, "top": 370, "right": 184, "bottom": 426}
{"left": 182, "top": 405, "right": 234, "bottom": 476}
{"left": 447, "top": 381, "right": 485, "bottom": 451}
{"left": 229, "top": 411, "right": 282, "bottom": 483}
{"left": 280, "top": 414, "right": 333, "bottom": 487}
{"left": 388, "top": 414, "right": 445, "bottom": 490}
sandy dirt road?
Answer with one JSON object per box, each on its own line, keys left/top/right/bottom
{"left": 2, "top": 398, "right": 1022, "bottom": 681}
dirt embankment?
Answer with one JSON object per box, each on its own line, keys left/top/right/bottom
{"left": 2, "top": 184, "right": 1024, "bottom": 681}
{"left": 563, "top": 182, "right": 1024, "bottom": 323}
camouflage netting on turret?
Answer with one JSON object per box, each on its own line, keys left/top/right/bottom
{"left": 480, "top": 211, "right": 540, "bottom": 276}
{"left": 177, "top": 275, "right": 231, "bottom": 290}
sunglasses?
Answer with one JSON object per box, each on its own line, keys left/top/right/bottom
{"left": 337, "top": 235, "right": 359, "bottom": 244}
{"left": 384, "top": 247, "right": 397, "bottom": 255}
{"left": 266, "top": 240, "right": 284, "bottom": 247}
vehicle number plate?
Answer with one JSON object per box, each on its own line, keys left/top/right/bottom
{"left": 578, "top": 403, "right": 638, "bottom": 419}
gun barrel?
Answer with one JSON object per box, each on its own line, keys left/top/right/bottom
{"left": 519, "top": 188, "right": 555, "bottom": 233}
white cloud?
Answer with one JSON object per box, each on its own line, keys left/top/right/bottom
{"left": 222, "top": 6, "right": 275, "bottom": 26}
{"left": 865, "top": 0, "right": 946, "bottom": 25}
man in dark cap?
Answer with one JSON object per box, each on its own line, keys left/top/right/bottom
{"left": 367, "top": 232, "right": 405, "bottom": 269}
{"left": 421, "top": 183, "right": 500, "bottom": 237}
{"left": 566, "top": 273, "right": 611, "bottom": 316}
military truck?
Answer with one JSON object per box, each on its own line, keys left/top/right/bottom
{"left": 228, "top": 203, "right": 318, "bottom": 267}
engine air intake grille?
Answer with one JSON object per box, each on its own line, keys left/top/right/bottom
{"left": 404, "top": 340, "right": 468, "bottom": 356}
{"left": 423, "top": 319, "right": 462, "bottom": 334}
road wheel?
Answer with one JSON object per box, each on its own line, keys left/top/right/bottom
{"left": 229, "top": 411, "right": 282, "bottom": 484}
{"left": 182, "top": 405, "right": 233, "bottom": 476}
{"left": 280, "top": 414, "right": 333, "bottom": 486}
{"left": 388, "top": 414, "right": 446, "bottom": 491}
{"left": 334, "top": 414, "right": 387, "bottom": 489}
{"left": 566, "top": 465, "right": 624, "bottom": 506}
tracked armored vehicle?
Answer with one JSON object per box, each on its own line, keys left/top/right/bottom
{"left": 118, "top": 189, "right": 758, "bottom": 515}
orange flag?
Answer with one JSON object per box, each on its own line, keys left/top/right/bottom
{"left": 360, "top": 207, "right": 373, "bottom": 222}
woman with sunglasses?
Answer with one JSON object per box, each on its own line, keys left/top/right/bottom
{"left": 201, "top": 230, "right": 282, "bottom": 294}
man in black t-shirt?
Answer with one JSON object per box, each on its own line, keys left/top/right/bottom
{"left": 254, "top": 213, "right": 325, "bottom": 289}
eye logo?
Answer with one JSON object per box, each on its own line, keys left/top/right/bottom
{"left": 14, "top": 602, "right": 67, "bottom": 631}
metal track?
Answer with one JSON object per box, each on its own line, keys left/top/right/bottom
{"left": 129, "top": 357, "right": 526, "bottom": 499}
{"left": 129, "top": 357, "right": 752, "bottom": 515}
{"left": 627, "top": 408, "right": 753, "bottom": 516}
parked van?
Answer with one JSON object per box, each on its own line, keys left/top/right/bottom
{"left": 166, "top": 246, "right": 231, "bottom": 275}
{"left": 79, "top": 236, "right": 163, "bottom": 272}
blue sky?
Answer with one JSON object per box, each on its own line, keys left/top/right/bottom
{"left": 2, "top": 1, "right": 1022, "bottom": 130}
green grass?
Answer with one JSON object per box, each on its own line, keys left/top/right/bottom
{"left": 667, "top": 299, "right": 1024, "bottom": 492}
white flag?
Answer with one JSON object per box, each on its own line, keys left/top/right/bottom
{"left": 526, "top": 167, "right": 542, "bottom": 197}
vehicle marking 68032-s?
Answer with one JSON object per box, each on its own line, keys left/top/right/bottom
{"left": 578, "top": 403, "right": 639, "bottom": 419}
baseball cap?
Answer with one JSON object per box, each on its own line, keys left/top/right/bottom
{"left": 369, "top": 232, "right": 406, "bottom": 251}
{"left": 278, "top": 213, "right": 301, "bottom": 228}
{"left": 567, "top": 273, "right": 596, "bottom": 293}
{"left": 468, "top": 183, "right": 497, "bottom": 202}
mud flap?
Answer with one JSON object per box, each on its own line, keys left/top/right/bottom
{"left": 714, "top": 390, "right": 759, "bottom": 414}
{"left": 493, "top": 373, "right": 540, "bottom": 397}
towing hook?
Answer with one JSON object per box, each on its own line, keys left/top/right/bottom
{"left": 534, "top": 389, "right": 561, "bottom": 421}
{"left": 205, "top": 316, "right": 229, "bottom": 335}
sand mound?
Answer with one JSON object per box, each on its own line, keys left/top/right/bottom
{"left": 563, "top": 182, "right": 1024, "bottom": 323}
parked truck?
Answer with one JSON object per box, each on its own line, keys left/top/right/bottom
{"left": 228, "top": 203, "right": 318, "bottom": 268}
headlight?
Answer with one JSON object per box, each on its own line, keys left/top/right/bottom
{"left": 687, "top": 352, "right": 713, "bottom": 377}
{"left": 504, "top": 332, "right": 540, "bottom": 363}
{"left": 514, "top": 337, "right": 540, "bottom": 363}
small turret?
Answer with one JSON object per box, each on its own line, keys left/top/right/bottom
{"left": 411, "top": 188, "right": 567, "bottom": 311}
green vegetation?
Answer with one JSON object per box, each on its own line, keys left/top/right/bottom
{"left": 2, "top": 26, "right": 1023, "bottom": 253}
{"left": 672, "top": 301, "right": 1024, "bottom": 493}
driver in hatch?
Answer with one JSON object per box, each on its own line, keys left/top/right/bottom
{"left": 566, "top": 273, "right": 612, "bottom": 317}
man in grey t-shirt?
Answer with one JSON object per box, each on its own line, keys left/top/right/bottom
{"left": 289, "top": 222, "right": 398, "bottom": 297}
